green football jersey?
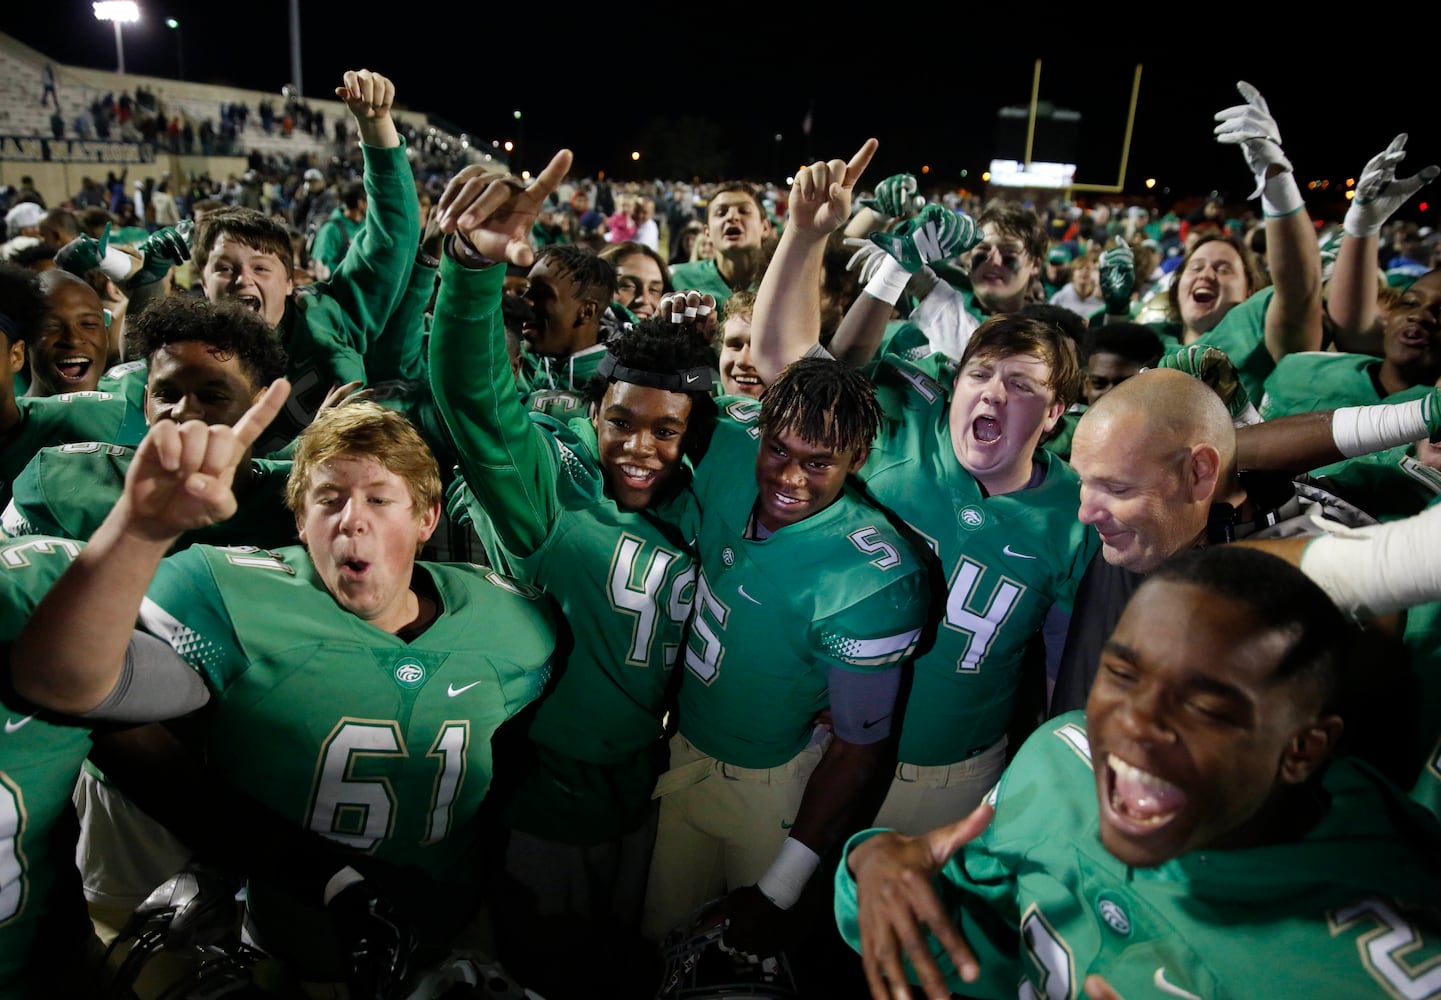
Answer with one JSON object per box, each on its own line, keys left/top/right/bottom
{"left": 4, "top": 442, "right": 296, "bottom": 551}
{"left": 1258, "top": 351, "right": 1430, "bottom": 419}
{"left": 836, "top": 713, "right": 1441, "bottom": 999}
{"left": 519, "top": 343, "right": 610, "bottom": 423}
{"left": 1192, "top": 285, "right": 1277, "bottom": 407}
{"left": 429, "top": 258, "right": 701, "bottom": 843}
{"left": 668, "top": 258, "right": 749, "bottom": 307}
{"left": 140, "top": 543, "right": 554, "bottom": 974}
{"left": 0, "top": 390, "right": 144, "bottom": 508}
{"left": 0, "top": 536, "right": 96, "bottom": 989}
{"left": 860, "top": 355, "right": 1097, "bottom": 764}
{"left": 679, "top": 400, "right": 929, "bottom": 769}
{"left": 1309, "top": 442, "right": 1441, "bottom": 523}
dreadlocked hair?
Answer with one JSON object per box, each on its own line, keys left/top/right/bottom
{"left": 760, "top": 357, "right": 879, "bottom": 458}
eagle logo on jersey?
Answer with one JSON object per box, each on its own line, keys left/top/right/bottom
{"left": 958, "top": 505, "right": 986, "bottom": 529}
{"left": 1096, "top": 895, "right": 1131, "bottom": 936}
{"left": 393, "top": 658, "right": 426, "bottom": 688}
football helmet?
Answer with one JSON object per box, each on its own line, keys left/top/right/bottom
{"left": 655, "top": 922, "right": 800, "bottom": 1000}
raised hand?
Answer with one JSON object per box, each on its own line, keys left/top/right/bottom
{"left": 787, "top": 139, "right": 879, "bottom": 237}
{"left": 869, "top": 204, "right": 980, "bottom": 273}
{"left": 1156, "top": 345, "right": 1255, "bottom": 422}
{"left": 1213, "top": 81, "right": 1293, "bottom": 201}
{"left": 336, "top": 68, "right": 398, "bottom": 147}
{"left": 436, "top": 148, "right": 574, "bottom": 268}
{"left": 859, "top": 172, "right": 924, "bottom": 222}
{"left": 850, "top": 803, "right": 994, "bottom": 1000}
{"left": 122, "top": 378, "right": 290, "bottom": 542}
{"left": 658, "top": 288, "right": 718, "bottom": 342}
{"left": 844, "top": 238, "right": 895, "bottom": 284}
{"left": 1344, "top": 134, "right": 1439, "bottom": 239}
{"left": 129, "top": 220, "right": 194, "bottom": 288}
{"left": 1099, "top": 236, "right": 1135, "bottom": 314}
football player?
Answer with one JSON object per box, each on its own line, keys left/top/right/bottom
{"left": 837, "top": 545, "right": 1441, "bottom": 1000}
{"left": 11, "top": 385, "right": 558, "bottom": 989}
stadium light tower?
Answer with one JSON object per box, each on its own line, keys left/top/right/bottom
{"left": 166, "top": 18, "right": 184, "bottom": 81}
{"left": 93, "top": 1, "right": 140, "bottom": 75}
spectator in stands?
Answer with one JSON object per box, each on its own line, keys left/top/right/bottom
{"left": 308, "top": 181, "right": 365, "bottom": 281}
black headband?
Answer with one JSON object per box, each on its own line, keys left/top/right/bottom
{"left": 597, "top": 353, "right": 713, "bottom": 393}
{"left": 0, "top": 311, "right": 17, "bottom": 343}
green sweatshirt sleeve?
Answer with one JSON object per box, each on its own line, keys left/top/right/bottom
{"left": 367, "top": 256, "right": 435, "bottom": 385}
{"left": 311, "top": 140, "right": 422, "bottom": 365}
{"left": 428, "top": 252, "right": 561, "bottom": 557}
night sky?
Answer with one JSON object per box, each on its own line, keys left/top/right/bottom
{"left": 5, "top": 4, "right": 1438, "bottom": 224}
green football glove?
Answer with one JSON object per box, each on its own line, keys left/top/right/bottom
{"left": 444, "top": 473, "right": 475, "bottom": 529}
{"left": 128, "top": 220, "right": 195, "bottom": 288}
{"left": 1099, "top": 236, "right": 1135, "bottom": 314}
{"left": 869, "top": 204, "right": 979, "bottom": 274}
{"left": 858, "top": 173, "right": 923, "bottom": 221}
{"left": 55, "top": 223, "right": 113, "bottom": 277}
{"left": 1156, "top": 344, "right": 1255, "bottom": 422}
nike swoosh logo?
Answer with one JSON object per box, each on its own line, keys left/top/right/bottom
{"left": 447, "top": 681, "right": 483, "bottom": 698}
{"left": 1154, "top": 968, "right": 1201, "bottom": 1000}
{"left": 4, "top": 715, "right": 35, "bottom": 734}
{"left": 1002, "top": 544, "right": 1037, "bottom": 559}
{"left": 861, "top": 715, "right": 890, "bottom": 730}
{"left": 685, "top": 373, "right": 701, "bottom": 384}
{"left": 737, "top": 585, "right": 762, "bottom": 605}
{"left": 780, "top": 820, "right": 794, "bottom": 829}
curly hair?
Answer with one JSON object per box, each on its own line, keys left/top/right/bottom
{"left": 128, "top": 295, "right": 288, "bottom": 388}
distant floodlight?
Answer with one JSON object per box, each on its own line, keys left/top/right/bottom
{"left": 93, "top": 2, "right": 139, "bottom": 74}
{"left": 94, "top": 1, "right": 140, "bottom": 21}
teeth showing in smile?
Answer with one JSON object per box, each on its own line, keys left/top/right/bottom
{"left": 1108, "top": 754, "right": 1185, "bottom": 825}
{"left": 772, "top": 492, "right": 801, "bottom": 506}
{"left": 620, "top": 465, "right": 656, "bottom": 483}
{"left": 732, "top": 374, "right": 761, "bottom": 385}
{"left": 56, "top": 356, "right": 92, "bottom": 380}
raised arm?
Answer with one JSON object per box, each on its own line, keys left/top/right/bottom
{"left": 320, "top": 69, "right": 422, "bottom": 355}
{"left": 1213, "top": 81, "right": 1323, "bottom": 359}
{"left": 427, "top": 151, "right": 574, "bottom": 557}
{"left": 11, "top": 380, "right": 288, "bottom": 714}
{"left": 1326, "top": 135, "right": 1437, "bottom": 352}
{"left": 750, "top": 139, "right": 877, "bottom": 382}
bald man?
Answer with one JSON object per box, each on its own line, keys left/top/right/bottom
{"left": 1049, "top": 369, "right": 1312, "bottom": 714}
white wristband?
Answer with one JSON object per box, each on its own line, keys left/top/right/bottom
{"left": 1342, "top": 207, "right": 1379, "bottom": 240}
{"left": 1261, "top": 170, "right": 1304, "bottom": 218}
{"left": 100, "top": 245, "right": 137, "bottom": 283}
{"left": 1331, "top": 398, "right": 1429, "bottom": 458}
{"left": 864, "top": 255, "right": 913, "bottom": 307}
{"left": 755, "top": 836, "right": 820, "bottom": 910}
{"left": 1299, "top": 503, "right": 1441, "bottom": 618}
{"left": 1233, "top": 401, "right": 1263, "bottom": 428}
{"left": 322, "top": 865, "right": 365, "bottom": 905}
